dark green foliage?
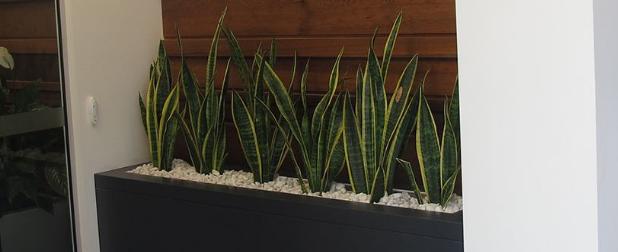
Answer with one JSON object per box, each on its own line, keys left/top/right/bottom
{"left": 261, "top": 49, "right": 345, "bottom": 193}
{"left": 138, "top": 41, "right": 180, "bottom": 171}
{"left": 179, "top": 11, "right": 228, "bottom": 174}
{"left": 342, "top": 13, "right": 422, "bottom": 202}
{"left": 397, "top": 79, "right": 460, "bottom": 206}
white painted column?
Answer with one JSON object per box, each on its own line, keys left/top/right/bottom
{"left": 592, "top": 0, "right": 618, "bottom": 251}
{"left": 456, "top": 0, "right": 618, "bottom": 251}
{"left": 58, "top": 1, "right": 162, "bottom": 251}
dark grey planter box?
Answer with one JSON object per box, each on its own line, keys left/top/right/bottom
{"left": 95, "top": 166, "right": 463, "bottom": 252}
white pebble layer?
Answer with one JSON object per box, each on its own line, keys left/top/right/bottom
{"left": 129, "top": 159, "right": 462, "bottom": 213}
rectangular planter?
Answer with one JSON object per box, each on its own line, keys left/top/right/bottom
{"left": 95, "top": 166, "right": 463, "bottom": 252}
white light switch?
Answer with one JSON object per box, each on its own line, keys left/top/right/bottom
{"left": 87, "top": 96, "right": 98, "bottom": 126}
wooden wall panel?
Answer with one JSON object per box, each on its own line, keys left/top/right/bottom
{"left": 163, "top": 0, "right": 459, "bottom": 190}
{"left": 169, "top": 57, "right": 457, "bottom": 96}
{"left": 162, "top": 0, "right": 458, "bottom": 98}
{"left": 163, "top": 0, "right": 456, "bottom": 37}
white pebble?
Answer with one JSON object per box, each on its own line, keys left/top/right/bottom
{"left": 129, "top": 159, "right": 462, "bottom": 213}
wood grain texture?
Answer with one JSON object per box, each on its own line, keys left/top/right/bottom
{"left": 163, "top": 0, "right": 456, "bottom": 37}
{"left": 0, "top": 0, "right": 57, "bottom": 38}
{"left": 165, "top": 35, "right": 457, "bottom": 58}
{"left": 0, "top": 38, "right": 58, "bottom": 54}
{"left": 163, "top": 0, "right": 459, "bottom": 192}
{"left": 169, "top": 57, "right": 457, "bottom": 97}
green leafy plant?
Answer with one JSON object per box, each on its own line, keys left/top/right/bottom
{"left": 261, "top": 49, "right": 345, "bottom": 193}
{"left": 341, "top": 13, "right": 422, "bottom": 202}
{"left": 139, "top": 42, "right": 180, "bottom": 171}
{"left": 179, "top": 12, "right": 228, "bottom": 174}
{"left": 396, "top": 79, "right": 460, "bottom": 207}
{"left": 227, "top": 35, "right": 293, "bottom": 183}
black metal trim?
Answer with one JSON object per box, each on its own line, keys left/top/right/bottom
{"left": 54, "top": 0, "right": 78, "bottom": 251}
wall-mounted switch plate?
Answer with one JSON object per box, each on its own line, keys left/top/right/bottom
{"left": 87, "top": 96, "right": 97, "bottom": 126}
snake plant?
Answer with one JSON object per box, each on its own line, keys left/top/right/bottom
{"left": 227, "top": 35, "right": 292, "bottom": 183}
{"left": 261, "top": 49, "right": 346, "bottom": 193}
{"left": 341, "top": 13, "right": 422, "bottom": 202}
{"left": 139, "top": 41, "right": 180, "bottom": 171}
{"left": 179, "top": 11, "right": 228, "bottom": 174}
{"left": 396, "top": 79, "right": 460, "bottom": 207}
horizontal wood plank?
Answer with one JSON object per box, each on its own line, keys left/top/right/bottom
{"left": 164, "top": 35, "right": 456, "bottom": 59}
{"left": 169, "top": 57, "right": 457, "bottom": 97}
{"left": 0, "top": 38, "right": 58, "bottom": 54}
{"left": 163, "top": 0, "right": 456, "bottom": 38}
{"left": 0, "top": 0, "right": 56, "bottom": 38}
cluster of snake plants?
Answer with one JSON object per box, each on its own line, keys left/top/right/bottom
{"left": 139, "top": 42, "right": 180, "bottom": 171}
{"left": 341, "top": 13, "right": 422, "bottom": 202}
{"left": 397, "top": 80, "right": 460, "bottom": 207}
{"left": 179, "top": 12, "right": 228, "bottom": 174}
{"left": 226, "top": 30, "right": 292, "bottom": 183}
{"left": 261, "top": 50, "right": 346, "bottom": 193}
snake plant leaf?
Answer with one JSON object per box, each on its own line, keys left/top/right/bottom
{"left": 223, "top": 27, "right": 254, "bottom": 90}
{"left": 254, "top": 98, "right": 305, "bottom": 191}
{"left": 355, "top": 67, "right": 363, "bottom": 128}
{"left": 262, "top": 61, "right": 304, "bottom": 147}
{"left": 361, "top": 68, "right": 377, "bottom": 188}
{"left": 381, "top": 56, "right": 419, "bottom": 190}
{"left": 269, "top": 39, "right": 277, "bottom": 67}
{"left": 300, "top": 61, "right": 309, "bottom": 112}
{"left": 441, "top": 167, "right": 460, "bottom": 207}
{"left": 311, "top": 49, "right": 343, "bottom": 139}
{"left": 139, "top": 94, "right": 147, "bottom": 130}
{"left": 369, "top": 167, "right": 385, "bottom": 203}
{"left": 156, "top": 41, "right": 172, "bottom": 90}
{"left": 180, "top": 61, "right": 201, "bottom": 131}
{"left": 206, "top": 8, "right": 226, "bottom": 86}
{"left": 381, "top": 12, "right": 402, "bottom": 82}
{"left": 367, "top": 47, "right": 386, "bottom": 155}
{"left": 396, "top": 158, "right": 423, "bottom": 204}
{"left": 440, "top": 99, "right": 458, "bottom": 187}
{"left": 180, "top": 113, "right": 201, "bottom": 170}
{"left": 231, "top": 92, "right": 263, "bottom": 179}
{"left": 342, "top": 94, "right": 367, "bottom": 193}
{"left": 320, "top": 95, "right": 345, "bottom": 189}
{"left": 448, "top": 79, "right": 460, "bottom": 147}
{"left": 162, "top": 115, "right": 180, "bottom": 171}
{"left": 145, "top": 78, "right": 159, "bottom": 168}
{"left": 416, "top": 85, "right": 441, "bottom": 203}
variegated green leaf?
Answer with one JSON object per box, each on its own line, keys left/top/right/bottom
{"left": 223, "top": 27, "right": 254, "bottom": 90}
{"left": 231, "top": 92, "right": 263, "bottom": 180}
{"left": 396, "top": 158, "right": 423, "bottom": 204}
{"left": 381, "top": 12, "right": 402, "bottom": 82}
{"left": 342, "top": 95, "right": 367, "bottom": 193}
{"left": 139, "top": 94, "right": 147, "bottom": 130}
{"left": 416, "top": 85, "right": 441, "bottom": 203}
{"left": 449, "top": 79, "right": 460, "bottom": 147}
{"left": 441, "top": 168, "right": 460, "bottom": 207}
{"left": 440, "top": 99, "right": 458, "bottom": 188}
{"left": 361, "top": 68, "right": 376, "bottom": 188}
{"left": 206, "top": 8, "right": 226, "bottom": 86}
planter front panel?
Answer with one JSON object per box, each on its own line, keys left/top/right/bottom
{"left": 95, "top": 167, "right": 463, "bottom": 252}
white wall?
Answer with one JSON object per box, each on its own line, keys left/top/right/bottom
{"left": 593, "top": 0, "right": 618, "bottom": 251}
{"left": 455, "top": 0, "right": 601, "bottom": 251}
{"left": 58, "top": 1, "right": 162, "bottom": 251}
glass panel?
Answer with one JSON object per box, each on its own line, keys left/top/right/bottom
{"left": 0, "top": 0, "right": 74, "bottom": 251}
